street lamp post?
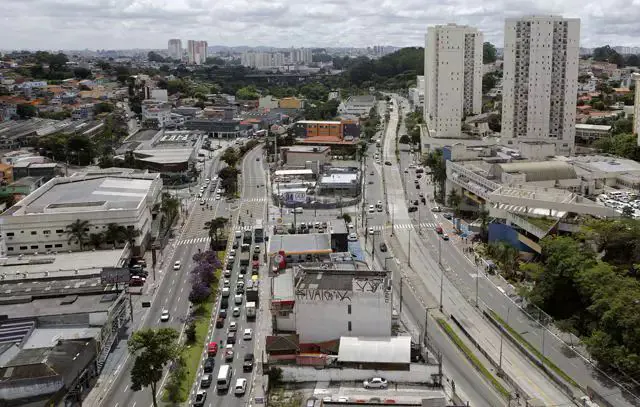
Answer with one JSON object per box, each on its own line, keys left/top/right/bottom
{"left": 408, "top": 228, "right": 412, "bottom": 267}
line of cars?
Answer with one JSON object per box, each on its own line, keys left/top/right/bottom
{"left": 192, "top": 229, "right": 259, "bottom": 406}
{"left": 198, "top": 176, "right": 223, "bottom": 205}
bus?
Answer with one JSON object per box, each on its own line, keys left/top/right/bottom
{"left": 254, "top": 219, "right": 264, "bottom": 243}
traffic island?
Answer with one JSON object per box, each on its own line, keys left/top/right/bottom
{"left": 436, "top": 318, "right": 511, "bottom": 399}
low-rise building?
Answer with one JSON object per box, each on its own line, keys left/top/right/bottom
{"left": 280, "top": 145, "right": 330, "bottom": 168}
{"left": 292, "top": 120, "right": 360, "bottom": 145}
{"left": 279, "top": 97, "right": 305, "bottom": 110}
{"left": 575, "top": 124, "right": 612, "bottom": 145}
{"left": 270, "top": 265, "right": 392, "bottom": 344}
{"left": 338, "top": 95, "right": 376, "bottom": 117}
{"left": 1, "top": 172, "right": 162, "bottom": 255}
{"left": 141, "top": 100, "right": 172, "bottom": 128}
{"left": 317, "top": 167, "right": 361, "bottom": 197}
{"left": 184, "top": 118, "right": 249, "bottom": 138}
{"left": 12, "top": 162, "right": 62, "bottom": 181}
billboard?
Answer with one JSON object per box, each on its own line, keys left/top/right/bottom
{"left": 101, "top": 267, "right": 131, "bottom": 285}
{"left": 283, "top": 191, "right": 306, "bottom": 204}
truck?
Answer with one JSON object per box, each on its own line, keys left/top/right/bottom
{"left": 245, "top": 301, "right": 256, "bottom": 319}
{"left": 239, "top": 250, "right": 250, "bottom": 266}
{"left": 246, "top": 286, "right": 259, "bottom": 306}
{"left": 243, "top": 230, "right": 252, "bottom": 244}
{"left": 254, "top": 219, "right": 264, "bottom": 243}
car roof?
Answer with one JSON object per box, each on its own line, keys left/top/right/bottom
{"left": 236, "top": 378, "right": 247, "bottom": 384}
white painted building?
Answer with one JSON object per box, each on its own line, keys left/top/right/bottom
{"left": 241, "top": 52, "right": 285, "bottom": 69}
{"left": 167, "top": 39, "right": 182, "bottom": 60}
{"left": 501, "top": 16, "right": 581, "bottom": 156}
{"left": 424, "top": 24, "right": 483, "bottom": 138}
{"left": 187, "top": 40, "right": 207, "bottom": 65}
{"left": 0, "top": 173, "right": 162, "bottom": 255}
{"left": 408, "top": 76, "right": 425, "bottom": 109}
{"left": 633, "top": 73, "right": 640, "bottom": 145}
{"left": 142, "top": 100, "right": 172, "bottom": 128}
{"left": 292, "top": 268, "right": 392, "bottom": 343}
{"left": 338, "top": 95, "right": 376, "bottom": 116}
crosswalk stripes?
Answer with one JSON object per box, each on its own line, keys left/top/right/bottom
{"left": 177, "top": 236, "right": 210, "bottom": 246}
{"left": 242, "top": 197, "right": 267, "bottom": 203}
{"left": 368, "top": 222, "right": 437, "bottom": 231}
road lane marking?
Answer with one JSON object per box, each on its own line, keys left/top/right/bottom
{"left": 124, "top": 385, "right": 128, "bottom": 392}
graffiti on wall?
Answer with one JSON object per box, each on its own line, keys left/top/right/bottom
{"left": 295, "top": 288, "right": 351, "bottom": 302}
{"left": 353, "top": 277, "right": 384, "bottom": 293}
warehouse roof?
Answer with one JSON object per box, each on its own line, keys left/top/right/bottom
{"left": 338, "top": 336, "right": 411, "bottom": 364}
{"left": 268, "top": 234, "right": 332, "bottom": 256}
{"left": 491, "top": 161, "right": 577, "bottom": 182}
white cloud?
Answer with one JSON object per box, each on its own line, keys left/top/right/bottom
{"left": 1, "top": 0, "right": 639, "bottom": 50}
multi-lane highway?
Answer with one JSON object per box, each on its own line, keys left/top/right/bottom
{"left": 187, "top": 144, "right": 268, "bottom": 407}
{"left": 92, "top": 142, "right": 235, "bottom": 407}
{"left": 364, "top": 97, "right": 574, "bottom": 406}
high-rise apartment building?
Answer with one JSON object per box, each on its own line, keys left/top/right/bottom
{"left": 241, "top": 52, "right": 285, "bottom": 69}
{"left": 501, "top": 16, "right": 580, "bottom": 156}
{"left": 167, "top": 39, "right": 182, "bottom": 60}
{"left": 187, "top": 40, "right": 208, "bottom": 65}
{"left": 423, "top": 24, "right": 483, "bottom": 138}
{"left": 633, "top": 73, "right": 640, "bottom": 146}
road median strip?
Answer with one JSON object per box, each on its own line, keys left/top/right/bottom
{"left": 487, "top": 309, "right": 580, "bottom": 389}
{"left": 436, "top": 318, "right": 511, "bottom": 399}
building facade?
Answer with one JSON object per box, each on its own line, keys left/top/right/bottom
{"left": 167, "top": 39, "right": 182, "bottom": 60}
{"left": 1, "top": 173, "right": 162, "bottom": 255}
{"left": 337, "top": 96, "right": 376, "bottom": 117}
{"left": 501, "top": 16, "right": 581, "bottom": 156}
{"left": 633, "top": 73, "right": 640, "bottom": 145}
{"left": 187, "top": 40, "right": 208, "bottom": 65}
{"left": 293, "top": 269, "right": 392, "bottom": 343}
{"left": 292, "top": 120, "right": 360, "bottom": 143}
{"left": 424, "top": 24, "right": 483, "bottom": 138}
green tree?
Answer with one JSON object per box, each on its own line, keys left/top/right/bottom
{"left": 488, "top": 113, "right": 502, "bottom": 132}
{"left": 73, "top": 67, "right": 92, "bottom": 79}
{"left": 88, "top": 233, "right": 104, "bottom": 250}
{"left": 205, "top": 56, "right": 225, "bottom": 66}
{"left": 160, "top": 193, "right": 180, "bottom": 228}
{"left": 204, "top": 217, "right": 229, "bottom": 248}
{"left": 120, "top": 227, "right": 141, "bottom": 248}
{"left": 623, "top": 206, "right": 634, "bottom": 218}
{"left": 236, "top": 85, "right": 259, "bottom": 100}
{"left": 447, "top": 189, "right": 462, "bottom": 216}
{"left": 592, "top": 45, "right": 625, "bottom": 67}
{"left": 128, "top": 328, "right": 181, "bottom": 407}
{"left": 104, "top": 222, "right": 124, "bottom": 247}
{"left": 221, "top": 147, "right": 239, "bottom": 167}
{"left": 147, "top": 51, "right": 166, "bottom": 63}
{"left": 478, "top": 204, "right": 490, "bottom": 242}
{"left": 487, "top": 241, "right": 520, "bottom": 280}
{"left": 66, "top": 219, "right": 91, "bottom": 250}
{"left": 218, "top": 166, "right": 239, "bottom": 194}
{"left": 423, "top": 150, "right": 446, "bottom": 203}
{"left": 399, "top": 134, "right": 410, "bottom": 144}
{"left": 16, "top": 104, "right": 37, "bottom": 119}
{"left": 483, "top": 42, "right": 497, "bottom": 64}
{"left": 342, "top": 213, "right": 352, "bottom": 224}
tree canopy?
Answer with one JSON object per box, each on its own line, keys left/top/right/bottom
{"left": 483, "top": 42, "right": 497, "bottom": 64}
{"left": 592, "top": 45, "right": 625, "bottom": 67}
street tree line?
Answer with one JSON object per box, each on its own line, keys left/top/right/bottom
{"left": 65, "top": 219, "right": 140, "bottom": 250}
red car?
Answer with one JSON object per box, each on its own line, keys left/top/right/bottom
{"left": 435, "top": 226, "right": 443, "bottom": 234}
{"left": 207, "top": 342, "right": 218, "bottom": 357}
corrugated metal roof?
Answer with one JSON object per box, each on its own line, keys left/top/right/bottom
{"left": 493, "top": 161, "right": 577, "bottom": 182}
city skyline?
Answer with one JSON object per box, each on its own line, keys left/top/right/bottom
{"left": 3, "top": 0, "right": 640, "bottom": 50}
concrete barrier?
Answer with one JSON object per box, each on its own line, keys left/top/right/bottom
{"left": 449, "top": 315, "right": 530, "bottom": 401}
{"left": 483, "top": 309, "right": 575, "bottom": 399}
{"left": 278, "top": 364, "right": 440, "bottom": 384}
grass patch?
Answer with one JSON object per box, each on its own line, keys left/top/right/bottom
{"left": 436, "top": 318, "right": 511, "bottom": 399}
{"left": 488, "top": 310, "right": 579, "bottom": 389}
{"left": 524, "top": 216, "right": 557, "bottom": 231}
{"left": 163, "top": 252, "right": 224, "bottom": 402}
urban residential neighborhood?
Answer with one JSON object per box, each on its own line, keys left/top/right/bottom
{"left": 1, "top": 6, "right": 640, "bottom": 407}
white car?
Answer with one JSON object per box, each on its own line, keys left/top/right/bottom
{"left": 347, "top": 233, "right": 358, "bottom": 242}
{"left": 160, "top": 309, "right": 170, "bottom": 322}
{"left": 243, "top": 328, "right": 253, "bottom": 340}
{"left": 232, "top": 307, "right": 241, "bottom": 317}
{"left": 205, "top": 178, "right": 210, "bottom": 183}
{"left": 173, "top": 261, "right": 181, "bottom": 270}
{"left": 215, "top": 194, "right": 221, "bottom": 200}
{"left": 364, "top": 377, "right": 388, "bottom": 389}
{"left": 234, "top": 378, "right": 247, "bottom": 395}
{"left": 368, "top": 204, "right": 375, "bottom": 213}
{"left": 234, "top": 294, "right": 243, "bottom": 304}
{"left": 369, "top": 227, "right": 374, "bottom": 235}
{"left": 229, "top": 321, "right": 238, "bottom": 332}
{"left": 200, "top": 200, "right": 206, "bottom": 205}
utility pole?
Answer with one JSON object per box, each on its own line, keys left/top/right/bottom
{"left": 399, "top": 276, "right": 403, "bottom": 313}
{"left": 475, "top": 266, "right": 480, "bottom": 308}
{"left": 408, "top": 228, "right": 411, "bottom": 267}
{"left": 499, "top": 306, "right": 510, "bottom": 373}
{"left": 371, "top": 232, "right": 376, "bottom": 259}
{"left": 439, "top": 239, "right": 444, "bottom": 313}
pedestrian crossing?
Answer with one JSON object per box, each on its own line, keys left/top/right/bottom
{"left": 177, "top": 236, "right": 210, "bottom": 245}
{"left": 242, "top": 197, "right": 267, "bottom": 203}
{"left": 368, "top": 222, "right": 437, "bottom": 231}
{"left": 190, "top": 196, "right": 267, "bottom": 203}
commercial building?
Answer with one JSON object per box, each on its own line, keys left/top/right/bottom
{"left": 141, "top": 100, "right": 172, "bottom": 128}
{"left": 184, "top": 118, "right": 249, "bottom": 138}
{"left": 271, "top": 266, "right": 392, "bottom": 343}
{"left": 115, "top": 129, "right": 203, "bottom": 173}
{"left": 574, "top": 124, "right": 612, "bottom": 144}
{"left": 338, "top": 95, "right": 376, "bottom": 117}
{"left": 424, "top": 24, "right": 483, "bottom": 138}
{"left": 408, "top": 76, "right": 425, "bottom": 109}
{"left": 501, "top": 16, "right": 581, "bottom": 156}
{"left": 280, "top": 145, "right": 331, "bottom": 168}
{"left": 0, "top": 172, "right": 162, "bottom": 255}
{"left": 187, "top": 40, "right": 208, "bottom": 65}
{"left": 167, "top": 38, "right": 182, "bottom": 60}
{"left": 292, "top": 120, "right": 360, "bottom": 144}
{"left": 317, "top": 167, "right": 361, "bottom": 197}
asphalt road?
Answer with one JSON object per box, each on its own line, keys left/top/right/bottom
{"left": 373, "top": 97, "right": 573, "bottom": 406}
{"left": 99, "top": 144, "right": 232, "bottom": 407}
{"left": 189, "top": 144, "right": 268, "bottom": 407}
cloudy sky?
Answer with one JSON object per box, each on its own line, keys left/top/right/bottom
{"left": 1, "top": 0, "right": 637, "bottom": 50}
